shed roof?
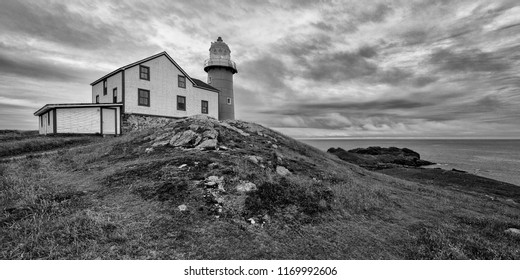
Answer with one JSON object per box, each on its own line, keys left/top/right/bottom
{"left": 34, "top": 103, "right": 122, "bottom": 116}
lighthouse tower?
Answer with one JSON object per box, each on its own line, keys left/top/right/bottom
{"left": 204, "top": 37, "right": 238, "bottom": 120}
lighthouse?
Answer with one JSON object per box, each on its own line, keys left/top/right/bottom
{"left": 204, "top": 37, "right": 238, "bottom": 120}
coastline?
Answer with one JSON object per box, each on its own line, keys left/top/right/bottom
{"left": 301, "top": 138, "right": 520, "bottom": 186}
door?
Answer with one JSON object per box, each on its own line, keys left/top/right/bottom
{"left": 102, "top": 108, "right": 116, "bottom": 135}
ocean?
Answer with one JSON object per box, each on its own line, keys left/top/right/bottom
{"left": 299, "top": 139, "right": 520, "bottom": 186}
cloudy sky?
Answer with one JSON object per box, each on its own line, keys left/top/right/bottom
{"left": 1, "top": 0, "right": 519, "bottom": 138}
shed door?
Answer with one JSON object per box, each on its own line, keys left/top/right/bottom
{"left": 102, "top": 108, "right": 116, "bottom": 135}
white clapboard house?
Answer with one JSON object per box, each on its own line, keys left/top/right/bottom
{"left": 34, "top": 43, "right": 236, "bottom": 135}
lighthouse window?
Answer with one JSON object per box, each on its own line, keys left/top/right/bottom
{"left": 201, "top": 100, "right": 208, "bottom": 114}
{"left": 208, "top": 76, "right": 212, "bottom": 84}
{"left": 140, "top": 65, "right": 150, "bottom": 80}
{"left": 178, "top": 75, "right": 186, "bottom": 88}
{"left": 177, "top": 95, "right": 186, "bottom": 111}
{"left": 227, "top": 97, "right": 232, "bottom": 105}
{"left": 138, "top": 89, "right": 150, "bottom": 106}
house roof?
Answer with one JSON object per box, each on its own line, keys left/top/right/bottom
{"left": 90, "top": 51, "right": 218, "bottom": 93}
{"left": 192, "top": 78, "right": 219, "bottom": 92}
{"left": 34, "top": 103, "right": 122, "bottom": 116}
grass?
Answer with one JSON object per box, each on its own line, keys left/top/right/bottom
{"left": 0, "top": 121, "right": 519, "bottom": 259}
{"left": 0, "top": 130, "right": 99, "bottom": 158}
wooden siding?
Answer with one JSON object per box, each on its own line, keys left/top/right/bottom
{"left": 56, "top": 107, "right": 101, "bottom": 134}
{"left": 92, "top": 72, "right": 123, "bottom": 104}
{"left": 123, "top": 55, "right": 219, "bottom": 119}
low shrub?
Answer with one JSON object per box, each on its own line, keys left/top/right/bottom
{"left": 245, "top": 176, "right": 334, "bottom": 218}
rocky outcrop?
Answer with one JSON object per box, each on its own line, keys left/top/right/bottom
{"left": 328, "top": 146, "right": 434, "bottom": 169}
{"left": 122, "top": 114, "right": 178, "bottom": 133}
{"left": 141, "top": 115, "right": 283, "bottom": 153}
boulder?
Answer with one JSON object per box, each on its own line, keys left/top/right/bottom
{"left": 205, "top": 176, "right": 224, "bottom": 188}
{"left": 276, "top": 166, "right": 291, "bottom": 176}
{"left": 178, "top": 204, "right": 187, "bottom": 211}
{"left": 170, "top": 130, "right": 200, "bottom": 147}
{"left": 236, "top": 182, "right": 257, "bottom": 193}
{"left": 221, "top": 122, "right": 250, "bottom": 136}
{"left": 505, "top": 228, "right": 520, "bottom": 236}
{"left": 151, "top": 140, "right": 169, "bottom": 147}
{"left": 246, "top": 155, "right": 263, "bottom": 164}
{"left": 197, "top": 139, "right": 218, "bottom": 150}
{"left": 202, "top": 129, "right": 218, "bottom": 139}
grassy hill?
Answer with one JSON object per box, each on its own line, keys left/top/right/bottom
{"left": 0, "top": 117, "right": 519, "bottom": 259}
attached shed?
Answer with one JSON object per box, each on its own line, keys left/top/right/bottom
{"left": 34, "top": 103, "right": 122, "bottom": 135}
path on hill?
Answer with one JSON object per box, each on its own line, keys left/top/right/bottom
{"left": 0, "top": 141, "right": 107, "bottom": 163}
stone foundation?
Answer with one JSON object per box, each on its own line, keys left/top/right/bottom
{"left": 121, "top": 114, "right": 181, "bottom": 133}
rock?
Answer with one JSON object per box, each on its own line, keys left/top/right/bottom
{"left": 208, "top": 162, "right": 219, "bottom": 169}
{"left": 145, "top": 148, "right": 154, "bottom": 153}
{"left": 236, "top": 182, "right": 257, "bottom": 193}
{"left": 247, "top": 218, "right": 256, "bottom": 224}
{"left": 205, "top": 181, "right": 217, "bottom": 187}
{"left": 246, "top": 155, "right": 263, "bottom": 164}
{"left": 205, "top": 176, "right": 224, "bottom": 188}
{"left": 221, "top": 122, "right": 250, "bottom": 136}
{"left": 504, "top": 198, "right": 517, "bottom": 205}
{"left": 178, "top": 164, "right": 187, "bottom": 169}
{"left": 196, "top": 139, "right": 217, "bottom": 150}
{"left": 154, "top": 132, "right": 170, "bottom": 141}
{"left": 178, "top": 204, "right": 187, "bottom": 211}
{"left": 219, "top": 146, "right": 229, "bottom": 151}
{"left": 276, "top": 166, "right": 291, "bottom": 176}
{"left": 171, "top": 130, "right": 199, "bottom": 147}
{"left": 202, "top": 129, "right": 218, "bottom": 139}
{"left": 505, "top": 228, "right": 520, "bottom": 236}
{"left": 151, "top": 140, "right": 169, "bottom": 147}
{"left": 272, "top": 144, "right": 278, "bottom": 149}
{"left": 451, "top": 168, "right": 467, "bottom": 173}
{"left": 188, "top": 124, "right": 201, "bottom": 131}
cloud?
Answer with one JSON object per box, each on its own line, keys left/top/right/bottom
{"left": 0, "top": 51, "right": 99, "bottom": 82}
{"left": 303, "top": 51, "right": 378, "bottom": 82}
{"left": 430, "top": 48, "right": 511, "bottom": 72}
{"left": 0, "top": 0, "right": 519, "bottom": 137}
{"left": 0, "top": 1, "right": 124, "bottom": 49}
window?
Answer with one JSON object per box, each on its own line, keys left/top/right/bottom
{"left": 178, "top": 75, "right": 186, "bottom": 88}
{"left": 103, "top": 80, "right": 107, "bottom": 95}
{"left": 140, "top": 65, "right": 150, "bottom": 80}
{"left": 177, "top": 95, "right": 186, "bottom": 111}
{"left": 227, "top": 97, "right": 232, "bottom": 105}
{"left": 201, "top": 100, "right": 208, "bottom": 114}
{"left": 113, "top": 88, "right": 117, "bottom": 103}
{"left": 208, "top": 76, "right": 212, "bottom": 84}
{"left": 96, "top": 95, "right": 99, "bottom": 104}
{"left": 138, "top": 89, "right": 150, "bottom": 106}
